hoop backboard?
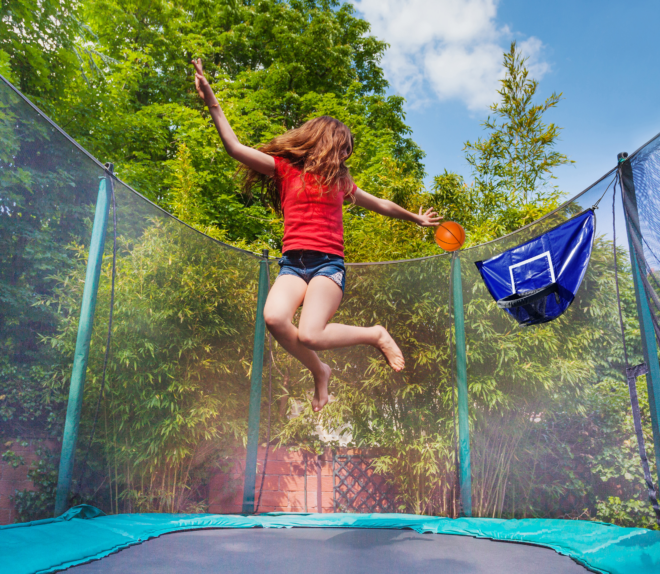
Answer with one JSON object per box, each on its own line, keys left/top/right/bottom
{"left": 509, "top": 251, "right": 556, "bottom": 293}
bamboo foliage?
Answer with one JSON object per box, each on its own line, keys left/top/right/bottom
{"left": 29, "top": 192, "right": 655, "bottom": 526}
{"left": 42, "top": 202, "right": 261, "bottom": 512}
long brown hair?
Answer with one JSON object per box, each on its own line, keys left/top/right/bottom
{"left": 241, "top": 116, "right": 355, "bottom": 214}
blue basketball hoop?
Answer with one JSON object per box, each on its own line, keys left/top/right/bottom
{"left": 475, "top": 210, "right": 595, "bottom": 326}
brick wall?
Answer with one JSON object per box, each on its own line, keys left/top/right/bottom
{"left": 209, "top": 446, "right": 336, "bottom": 514}
{"left": 0, "top": 442, "right": 381, "bottom": 524}
{"left": 0, "top": 439, "right": 58, "bottom": 525}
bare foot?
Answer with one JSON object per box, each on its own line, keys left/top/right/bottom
{"left": 375, "top": 326, "right": 405, "bottom": 372}
{"left": 312, "top": 362, "right": 332, "bottom": 412}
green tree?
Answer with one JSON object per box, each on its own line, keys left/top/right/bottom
{"left": 47, "top": 0, "right": 425, "bottom": 252}
{"left": 0, "top": 0, "right": 114, "bottom": 110}
{"left": 0, "top": 0, "right": 78, "bottom": 96}
{"left": 460, "top": 42, "right": 574, "bottom": 243}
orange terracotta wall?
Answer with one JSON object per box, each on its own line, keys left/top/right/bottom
{"left": 1, "top": 444, "right": 380, "bottom": 525}
{"left": 209, "top": 447, "right": 335, "bottom": 514}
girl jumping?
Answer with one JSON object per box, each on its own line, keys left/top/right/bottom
{"left": 193, "top": 59, "right": 440, "bottom": 412}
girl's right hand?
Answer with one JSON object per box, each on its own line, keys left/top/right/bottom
{"left": 192, "top": 58, "right": 216, "bottom": 105}
{"left": 190, "top": 58, "right": 274, "bottom": 175}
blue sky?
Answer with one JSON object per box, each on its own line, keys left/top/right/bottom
{"left": 351, "top": 0, "right": 660, "bottom": 199}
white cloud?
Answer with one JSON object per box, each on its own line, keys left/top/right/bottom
{"left": 351, "top": 0, "right": 549, "bottom": 111}
{"left": 424, "top": 41, "right": 504, "bottom": 110}
{"left": 518, "top": 36, "right": 550, "bottom": 80}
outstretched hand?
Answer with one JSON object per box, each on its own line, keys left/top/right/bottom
{"left": 417, "top": 207, "right": 441, "bottom": 227}
{"left": 191, "top": 58, "right": 216, "bottom": 106}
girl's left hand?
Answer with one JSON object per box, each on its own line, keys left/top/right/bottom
{"left": 417, "top": 207, "right": 441, "bottom": 227}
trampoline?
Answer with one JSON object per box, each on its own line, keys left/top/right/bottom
{"left": 67, "top": 529, "right": 588, "bottom": 574}
{"left": 1, "top": 74, "right": 660, "bottom": 574}
{"left": 2, "top": 510, "right": 657, "bottom": 573}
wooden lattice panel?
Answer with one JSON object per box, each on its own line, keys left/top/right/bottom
{"left": 332, "top": 454, "right": 397, "bottom": 513}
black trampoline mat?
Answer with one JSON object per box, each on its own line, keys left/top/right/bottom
{"left": 67, "top": 528, "right": 590, "bottom": 573}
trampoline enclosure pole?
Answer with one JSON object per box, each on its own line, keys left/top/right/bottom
{"left": 316, "top": 456, "right": 322, "bottom": 513}
{"left": 619, "top": 157, "right": 660, "bottom": 482}
{"left": 452, "top": 255, "right": 472, "bottom": 516}
{"left": 54, "top": 177, "right": 110, "bottom": 516}
{"left": 242, "top": 250, "right": 270, "bottom": 513}
{"left": 629, "top": 248, "right": 660, "bottom": 483}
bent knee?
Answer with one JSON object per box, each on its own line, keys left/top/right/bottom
{"left": 263, "top": 309, "right": 290, "bottom": 332}
{"left": 298, "top": 327, "right": 322, "bottom": 350}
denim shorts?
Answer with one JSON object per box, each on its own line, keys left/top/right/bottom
{"left": 277, "top": 250, "right": 347, "bottom": 293}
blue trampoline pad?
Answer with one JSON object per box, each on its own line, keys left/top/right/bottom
{"left": 2, "top": 508, "right": 659, "bottom": 574}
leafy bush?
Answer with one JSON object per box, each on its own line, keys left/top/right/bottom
{"left": 11, "top": 447, "right": 58, "bottom": 523}
{"left": 596, "top": 496, "right": 659, "bottom": 530}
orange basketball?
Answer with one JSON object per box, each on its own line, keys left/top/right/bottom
{"left": 435, "top": 221, "right": 465, "bottom": 251}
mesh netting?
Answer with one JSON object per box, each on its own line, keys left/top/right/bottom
{"left": 0, "top": 79, "right": 260, "bottom": 515}
{"left": 0, "top": 76, "right": 657, "bottom": 525}
{"left": 458, "top": 176, "right": 645, "bottom": 519}
{"left": 626, "top": 135, "right": 660, "bottom": 510}
{"left": 263, "top": 255, "right": 455, "bottom": 515}
{"left": 630, "top": 134, "right": 660, "bottom": 271}
{"left": 630, "top": 135, "right": 660, "bottom": 331}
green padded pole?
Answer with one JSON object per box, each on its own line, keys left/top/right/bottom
{"left": 619, "top": 154, "right": 660, "bottom": 484}
{"left": 452, "top": 254, "right": 472, "bottom": 516}
{"left": 628, "top": 246, "right": 660, "bottom": 484}
{"left": 54, "top": 176, "right": 110, "bottom": 516}
{"left": 242, "top": 250, "right": 270, "bottom": 513}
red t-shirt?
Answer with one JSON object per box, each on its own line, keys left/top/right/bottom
{"left": 274, "top": 156, "right": 356, "bottom": 258}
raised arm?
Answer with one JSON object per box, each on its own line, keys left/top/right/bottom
{"left": 192, "top": 59, "right": 275, "bottom": 176}
{"left": 351, "top": 187, "right": 440, "bottom": 227}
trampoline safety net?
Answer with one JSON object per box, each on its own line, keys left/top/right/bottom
{"left": 1, "top": 76, "right": 659, "bottom": 530}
